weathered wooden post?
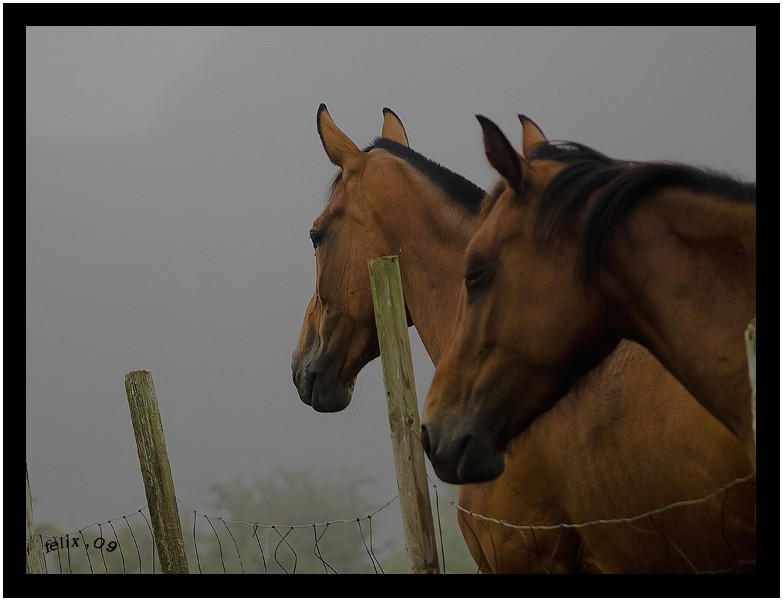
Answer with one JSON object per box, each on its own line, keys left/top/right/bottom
{"left": 125, "top": 370, "right": 189, "bottom": 573}
{"left": 26, "top": 464, "right": 45, "bottom": 574}
{"left": 745, "top": 318, "right": 756, "bottom": 444}
{"left": 368, "top": 256, "right": 440, "bottom": 574}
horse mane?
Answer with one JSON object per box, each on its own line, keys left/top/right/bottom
{"left": 366, "top": 137, "right": 486, "bottom": 214}
{"left": 527, "top": 141, "right": 757, "bottom": 284}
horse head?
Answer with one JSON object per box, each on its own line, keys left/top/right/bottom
{"left": 422, "top": 115, "right": 616, "bottom": 483}
{"left": 291, "top": 105, "right": 411, "bottom": 412}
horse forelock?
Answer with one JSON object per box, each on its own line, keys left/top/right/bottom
{"left": 320, "top": 170, "right": 344, "bottom": 208}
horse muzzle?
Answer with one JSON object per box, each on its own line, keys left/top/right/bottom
{"left": 420, "top": 421, "right": 506, "bottom": 484}
{"left": 291, "top": 352, "right": 354, "bottom": 413}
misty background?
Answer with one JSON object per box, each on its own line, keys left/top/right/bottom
{"left": 25, "top": 26, "right": 756, "bottom": 570}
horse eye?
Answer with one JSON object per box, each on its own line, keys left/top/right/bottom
{"left": 309, "top": 229, "right": 323, "bottom": 250}
{"left": 465, "top": 265, "right": 493, "bottom": 292}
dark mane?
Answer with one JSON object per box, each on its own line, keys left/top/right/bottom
{"left": 528, "top": 141, "right": 757, "bottom": 284}
{"left": 527, "top": 140, "right": 623, "bottom": 167}
{"left": 366, "top": 137, "right": 486, "bottom": 214}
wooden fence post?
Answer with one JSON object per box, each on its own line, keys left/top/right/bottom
{"left": 745, "top": 318, "right": 756, "bottom": 444}
{"left": 368, "top": 256, "right": 440, "bottom": 574}
{"left": 26, "top": 464, "right": 45, "bottom": 574}
{"left": 125, "top": 370, "right": 189, "bottom": 573}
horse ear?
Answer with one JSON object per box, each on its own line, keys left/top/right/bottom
{"left": 477, "top": 115, "right": 524, "bottom": 194}
{"left": 381, "top": 107, "right": 409, "bottom": 147}
{"left": 519, "top": 114, "right": 547, "bottom": 157}
{"left": 317, "top": 104, "right": 361, "bottom": 168}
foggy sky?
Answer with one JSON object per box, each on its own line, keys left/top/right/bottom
{"left": 26, "top": 26, "right": 756, "bottom": 537}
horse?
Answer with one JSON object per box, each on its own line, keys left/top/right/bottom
{"left": 421, "top": 114, "right": 757, "bottom": 483}
{"left": 292, "top": 105, "right": 755, "bottom": 573}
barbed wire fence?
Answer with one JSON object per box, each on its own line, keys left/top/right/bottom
{"left": 33, "top": 470, "right": 755, "bottom": 574}
{"left": 35, "top": 495, "right": 401, "bottom": 574}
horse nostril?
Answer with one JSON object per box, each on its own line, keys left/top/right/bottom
{"left": 420, "top": 424, "right": 432, "bottom": 457}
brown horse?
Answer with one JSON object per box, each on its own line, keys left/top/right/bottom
{"left": 292, "top": 105, "right": 755, "bottom": 572}
{"left": 422, "top": 114, "right": 757, "bottom": 482}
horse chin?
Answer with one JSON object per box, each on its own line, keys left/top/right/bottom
{"left": 294, "top": 369, "right": 355, "bottom": 413}
{"left": 424, "top": 426, "right": 506, "bottom": 484}
{"left": 457, "top": 451, "right": 506, "bottom": 484}
{"left": 309, "top": 377, "right": 355, "bottom": 413}
{"left": 432, "top": 451, "right": 506, "bottom": 484}
{"left": 455, "top": 442, "right": 506, "bottom": 484}
{"left": 292, "top": 351, "right": 356, "bottom": 412}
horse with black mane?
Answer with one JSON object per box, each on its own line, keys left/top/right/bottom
{"left": 292, "top": 106, "right": 754, "bottom": 573}
{"left": 422, "top": 114, "right": 756, "bottom": 483}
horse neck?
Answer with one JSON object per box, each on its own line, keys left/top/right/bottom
{"left": 372, "top": 180, "right": 480, "bottom": 364}
{"left": 602, "top": 187, "right": 756, "bottom": 456}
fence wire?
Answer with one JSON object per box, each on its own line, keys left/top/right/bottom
{"left": 443, "top": 472, "right": 756, "bottom": 574}
{"left": 35, "top": 472, "right": 755, "bottom": 574}
{"left": 36, "top": 496, "right": 400, "bottom": 574}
